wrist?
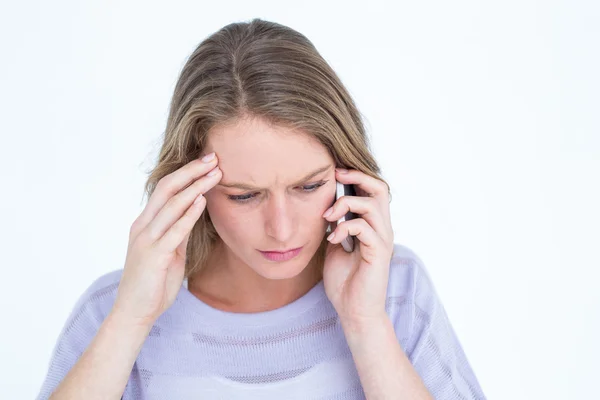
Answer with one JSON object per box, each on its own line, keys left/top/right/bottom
{"left": 107, "top": 308, "right": 155, "bottom": 334}
{"left": 340, "top": 312, "right": 392, "bottom": 341}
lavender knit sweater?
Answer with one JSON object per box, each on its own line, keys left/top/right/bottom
{"left": 36, "top": 243, "right": 486, "bottom": 399}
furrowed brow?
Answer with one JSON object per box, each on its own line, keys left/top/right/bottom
{"left": 217, "top": 165, "right": 332, "bottom": 191}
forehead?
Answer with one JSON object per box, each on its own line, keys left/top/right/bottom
{"left": 205, "top": 117, "right": 333, "bottom": 186}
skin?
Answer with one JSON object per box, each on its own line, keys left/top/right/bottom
{"left": 188, "top": 115, "right": 337, "bottom": 312}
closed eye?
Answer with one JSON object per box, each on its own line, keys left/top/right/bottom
{"left": 227, "top": 180, "right": 328, "bottom": 203}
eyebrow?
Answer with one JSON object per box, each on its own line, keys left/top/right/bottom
{"left": 217, "top": 165, "right": 332, "bottom": 191}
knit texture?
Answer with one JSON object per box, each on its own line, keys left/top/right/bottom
{"left": 36, "top": 243, "right": 486, "bottom": 399}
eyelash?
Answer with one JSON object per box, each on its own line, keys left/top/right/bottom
{"left": 227, "top": 180, "right": 328, "bottom": 203}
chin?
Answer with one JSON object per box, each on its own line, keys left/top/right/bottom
{"left": 251, "top": 258, "right": 308, "bottom": 280}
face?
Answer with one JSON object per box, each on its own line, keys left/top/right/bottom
{"left": 202, "top": 116, "right": 336, "bottom": 280}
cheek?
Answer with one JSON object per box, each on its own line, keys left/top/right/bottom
{"left": 205, "top": 195, "right": 233, "bottom": 230}
{"left": 206, "top": 198, "right": 255, "bottom": 238}
{"left": 204, "top": 193, "right": 221, "bottom": 220}
{"left": 319, "top": 183, "right": 337, "bottom": 212}
{"left": 302, "top": 187, "right": 336, "bottom": 226}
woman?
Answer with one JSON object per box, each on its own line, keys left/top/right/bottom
{"left": 37, "top": 18, "right": 486, "bottom": 399}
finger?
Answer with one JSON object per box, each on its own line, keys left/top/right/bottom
{"left": 143, "top": 167, "right": 221, "bottom": 244}
{"left": 132, "top": 154, "right": 219, "bottom": 238}
{"left": 335, "top": 168, "right": 390, "bottom": 203}
{"left": 327, "top": 217, "right": 384, "bottom": 255}
{"left": 322, "top": 195, "right": 391, "bottom": 242}
{"left": 156, "top": 192, "right": 206, "bottom": 254}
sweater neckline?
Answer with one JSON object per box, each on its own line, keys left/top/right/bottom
{"left": 178, "top": 277, "right": 327, "bottom": 326}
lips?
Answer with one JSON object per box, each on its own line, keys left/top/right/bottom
{"left": 258, "top": 247, "right": 303, "bottom": 262}
{"left": 261, "top": 247, "right": 301, "bottom": 253}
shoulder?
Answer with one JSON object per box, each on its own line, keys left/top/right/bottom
{"left": 68, "top": 269, "right": 124, "bottom": 323}
{"left": 76, "top": 268, "right": 123, "bottom": 303}
{"left": 385, "top": 243, "right": 445, "bottom": 342}
{"left": 386, "top": 242, "right": 435, "bottom": 301}
{"left": 36, "top": 269, "right": 124, "bottom": 399}
{"left": 385, "top": 245, "right": 487, "bottom": 398}
{"left": 385, "top": 243, "right": 454, "bottom": 351}
{"left": 51, "top": 269, "right": 124, "bottom": 351}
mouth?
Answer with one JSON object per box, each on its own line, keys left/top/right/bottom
{"left": 258, "top": 247, "right": 303, "bottom": 262}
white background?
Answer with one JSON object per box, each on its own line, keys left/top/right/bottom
{"left": 1, "top": 1, "right": 598, "bottom": 399}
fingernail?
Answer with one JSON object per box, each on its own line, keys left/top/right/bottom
{"left": 202, "top": 152, "right": 216, "bottom": 163}
{"left": 327, "top": 232, "right": 335, "bottom": 241}
{"left": 336, "top": 168, "right": 348, "bottom": 174}
{"left": 207, "top": 166, "right": 220, "bottom": 176}
{"left": 323, "top": 207, "right": 333, "bottom": 218}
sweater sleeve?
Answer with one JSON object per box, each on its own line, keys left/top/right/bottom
{"left": 36, "top": 273, "right": 120, "bottom": 400}
{"left": 405, "top": 256, "right": 486, "bottom": 399}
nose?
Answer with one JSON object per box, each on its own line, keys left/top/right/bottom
{"left": 263, "top": 194, "right": 297, "bottom": 245}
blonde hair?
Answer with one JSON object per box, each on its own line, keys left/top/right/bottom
{"left": 143, "top": 18, "right": 391, "bottom": 279}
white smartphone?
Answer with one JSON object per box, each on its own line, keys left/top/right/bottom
{"left": 334, "top": 181, "right": 357, "bottom": 253}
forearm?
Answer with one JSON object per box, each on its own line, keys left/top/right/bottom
{"left": 341, "top": 314, "right": 433, "bottom": 400}
{"left": 49, "top": 310, "right": 152, "bottom": 400}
